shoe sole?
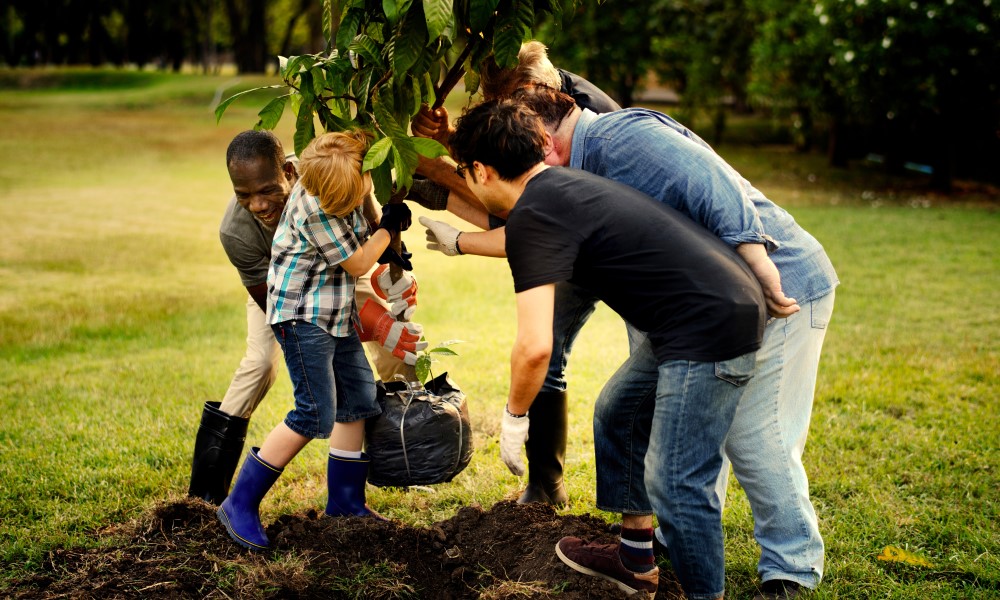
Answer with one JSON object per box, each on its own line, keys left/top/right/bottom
{"left": 217, "top": 506, "right": 269, "bottom": 552}
{"left": 555, "top": 542, "right": 656, "bottom": 599}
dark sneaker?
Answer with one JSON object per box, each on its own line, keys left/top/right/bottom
{"left": 555, "top": 536, "right": 659, "bottom": 599}
{"left": 753, "top": 579, "right": 803, "bottom": 599}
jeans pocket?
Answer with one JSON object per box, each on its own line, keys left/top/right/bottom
{"left": 810, "top": 297, "right": 832, "bottom": 330}
{"left": 714, "top": 352, "right": 757, "bottom": 387}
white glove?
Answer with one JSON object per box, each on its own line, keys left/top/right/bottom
{"left": 500, "top": 406, "right": 530, "bottom": 476}
{"left": 372, "top": 264, "right": 418, "bottom": 321}
{"left": 419, "top": 216, "right": 463, "bottom": 256}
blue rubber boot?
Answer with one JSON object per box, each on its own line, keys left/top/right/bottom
{"left": 217, "top": 447, "right": 283, "bottom": 551}
{"left": 325, "top": 453, "right": 385, "bottom": 519}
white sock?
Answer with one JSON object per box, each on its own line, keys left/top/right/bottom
{"left": 329, "top": 448, "right": 363, "bottom": 459}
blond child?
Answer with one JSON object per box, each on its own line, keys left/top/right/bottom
{"left": 218, "top": 130, "right": 423, "bottom": 551}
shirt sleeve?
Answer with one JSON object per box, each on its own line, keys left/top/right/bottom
{"left": 505, "top": 204, "right": 580, "bottom": 293}
{"left": 587, "top": 111, "right": 778, "bottom": 251}
{"left": 220, "top": 232, "right": 269, "bottom": 287}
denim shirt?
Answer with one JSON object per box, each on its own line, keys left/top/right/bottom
{"left": 570, "top": 108, "right": 839, "bottom": 303}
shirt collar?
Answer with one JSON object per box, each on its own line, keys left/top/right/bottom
{"left": 569, "top": 108, "right": 598, "bottom": 170}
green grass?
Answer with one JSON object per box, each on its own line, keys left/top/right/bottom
{"left": 0, "top": 69, "right": 997, "bottom": 598}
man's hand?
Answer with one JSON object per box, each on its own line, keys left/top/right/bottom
{"left": 411, "top": 105, "right": 452, "bottom": 147}
{"left": 355, "top": 299, "right": 428, "bottom": 365}
{"left": 372, "top": 264, "right": 418, "bottom": 321}
{"left": 500, "top": 406, "right": 530, "bottom": 476}
{"left": 736, "top": 243, "right": 800, "bottom": 318}
{"left": 419, "top": 216, "right": 463, "bottom": 256}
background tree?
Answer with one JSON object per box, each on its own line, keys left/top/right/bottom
{"left": 749, "top": 0, "right": 1000, "bottom": 187}
{"left": 650, "top": 0, "right": 758, "bottom": 145}
{"left": 537, "top": 1, "right": 662, "bottom": 107}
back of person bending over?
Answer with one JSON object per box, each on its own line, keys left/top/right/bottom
{"left": 448, "top": 98, "right": 766, "bottom": 599}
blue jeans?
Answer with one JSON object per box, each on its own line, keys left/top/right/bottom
{"left": 543, "top": 281, "right": 599, "bottom": 392}
{"left": 594, "top": 339, "right": 756, "bottom": 599}
{"left": 271, "top": 320, "right": 380, "bottom": 439}
{"left": 706, "top": 291, "right": 835, "bottom": 587}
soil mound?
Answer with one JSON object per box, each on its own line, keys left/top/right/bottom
{"left": 9, "top": 498, "right": 684, "bottom": 599}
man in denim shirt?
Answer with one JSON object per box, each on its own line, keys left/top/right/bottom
{"left": 517, "top": 86, "right": 839, "bottom": 598}
{"left": 425, "top": 87, "right": 839, "bottom": 597}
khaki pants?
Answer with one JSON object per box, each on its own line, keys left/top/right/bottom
{"left": 218, "top": 267, "right": 413, "bottom": 419}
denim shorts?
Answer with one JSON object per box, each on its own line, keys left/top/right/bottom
{"left": 271, "top": 320, "right": 380, "bottom": 439}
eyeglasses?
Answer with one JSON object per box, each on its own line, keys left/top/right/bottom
{"left": 454, "top": 163, "right": 469, "bottom": 179}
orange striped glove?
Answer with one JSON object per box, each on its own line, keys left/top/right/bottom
{"left": 354, "top": 299, "right": 427, "bottom": 366}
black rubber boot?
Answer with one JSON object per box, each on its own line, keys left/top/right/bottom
{"left": 517, "top": 390, "right": 569, "bottom": 506}
{"left": 188, "top": 401, "right": 250, "bottom": 504}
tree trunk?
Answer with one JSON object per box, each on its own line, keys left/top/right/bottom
{"left": 225, "top": 0, "right": 269, "bottom": 73}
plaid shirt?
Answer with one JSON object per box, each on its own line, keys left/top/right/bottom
{"left": 267, "top": 181, "right": 369, "bottom": 337}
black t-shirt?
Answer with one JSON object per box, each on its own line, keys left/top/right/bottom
{"left": 559, "top": 69, "right": 622, "bottom": 113}
{"left": 505, "top": 168, "right": 765, "bottom": 363}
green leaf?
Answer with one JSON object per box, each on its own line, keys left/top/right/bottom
{"left": 254, "top": 94, "right": 290, "bottom": 130}
{"left": 337, "top": 9, "right": 364, "bottom": 52}
{"left": 213, "top": 85, "right": 283, "bottom": 123}
{"left": 363, "top": 137, "right": 394, "bottom": 171}
{"left": 493, "top": 0, "right": 533, "bottom": 68}
{"left": 293, "top": 107, "right": 316, "bottom": 156}
{"left": 392, "top": 144, "right": 414, "bottom": 190}
{"left": 415, "top": 354, "right": 431, "bottom": 384}
{"left": 384, "top": 0, "right": 400, "bottom": 25}
{"left": 392, "top": 9, "right": 428, "bottom": 75}
{"left": 423, "top": 0, "right": 453, "bottom": 40}
{"left": 428, "top": 347, "right": 459, "bottom": 356}
{"left": 370, "top": 159, "right": 394, "bottom": 205}
{"left": 412, "top": 137, "right": 450, "bottom": 158}
{"left": 463, "top": 68, "right": 481, "bottom": 96}
{"left": 349, "top": 34, "right": 386, "bottom": 71}
{"left": 469, "top": 0, "right": 501, "bottom": 33}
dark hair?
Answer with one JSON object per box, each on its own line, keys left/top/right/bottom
{"left": 226, "top": 130, "right": 285, "bottom": 173}
{"left": 511, "top": 86, "right": 577, "bottom": 131}
{"left": 449, "top": 100, "right": 547, "bottom": 181}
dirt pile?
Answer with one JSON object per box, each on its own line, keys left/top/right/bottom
{"left": 9, "top": 498, "right": 684, "bottom": 599}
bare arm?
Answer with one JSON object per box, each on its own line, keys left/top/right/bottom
{"left": 340, "top": 229, "right": 393, "bottom": 277}
{"left": 458, "top": 227, "right": 507, "bottom": 258}
{"left": 416, "top": 155, "right": 492, "bottom": 230}
{"left": 507, "top": 285, "right": 555, "bottom": 415}
{"left": 736, "top": 243, "right": 799, "bottom": 318}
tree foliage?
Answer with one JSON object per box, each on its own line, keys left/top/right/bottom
{"left": 217, "top": 0, "right": 578, "bottom": 205}
{"left": 748, "top": 0, "right": 1000, "bottom": 183}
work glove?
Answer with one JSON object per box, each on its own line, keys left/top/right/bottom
{"left": 419, "top": 216, "right": 463, "bottom": 256}
{"left": 355, "top": 299, "right": 427, "bottom": 365}
{"left": 499, "top": 406, "right": 530, "bottom": 476}
{"left": 406, "top": 176, "right": 450, "bottom": 211}
{"left": 377, "top": 203, "right": 412, "bottom": 236}
{"left": 372, "top": 264, "right": 418, "bottom": 321}
{"left": 377, "top": 241, "right": 414, "bottom": 271}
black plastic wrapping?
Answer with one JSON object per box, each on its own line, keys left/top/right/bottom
{"left": 365, "top": 372, "right": 473, "bottom": 487}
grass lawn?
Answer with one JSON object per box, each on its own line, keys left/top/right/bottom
{"left": 0, "top": 69, "right": 997, "bottom": 598}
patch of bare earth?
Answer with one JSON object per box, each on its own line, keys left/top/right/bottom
{"left": 8, "top": 498, "right": 684, "bottom": 599}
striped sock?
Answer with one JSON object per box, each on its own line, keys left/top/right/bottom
{"left": 618, "top": 527, "right": 656, "bottom": 573}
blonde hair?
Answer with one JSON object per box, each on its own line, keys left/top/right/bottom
{"left": 298, "top": 130, "right": 372, "bottom": 217}
{"left": 480, "top": 40, "right": 561, "bottom": 101}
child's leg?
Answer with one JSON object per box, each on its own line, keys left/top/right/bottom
{"left": 259, "top": 422, "right": 312, "bottom": 468}
{"left": 329, "top": 420, "right": 366, "bottom": 455}
{"left": 326, "top": 331, "right": 383, "bottom": 517}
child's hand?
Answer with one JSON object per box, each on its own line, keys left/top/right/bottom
{"left": 377, "top": 203, "right": 412, "bottom": 236}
